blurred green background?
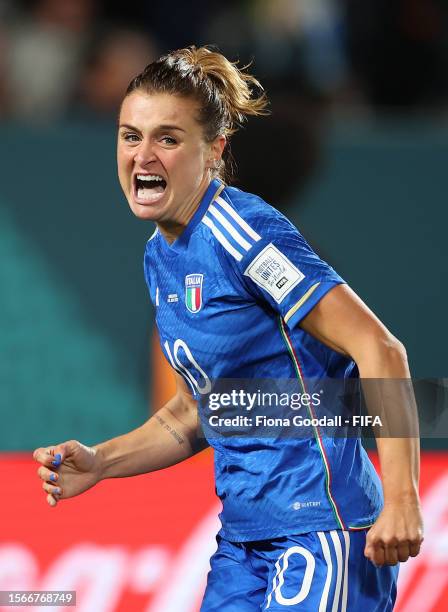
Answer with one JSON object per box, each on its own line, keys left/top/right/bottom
{"left": 0, "top": 119, "right": 446, "bottom": 449}
{"left": 1, "top": 0, "right": 447, "bottom": 450}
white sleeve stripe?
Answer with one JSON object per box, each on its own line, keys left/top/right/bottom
{"left": 215, "top": 195, "right": 262, "bottom": 242}
{"left": 330, "top": 530, "right": 343, "bottom": 612}
{"left": 208, "top": 204, "right": 253, "bottom": 251}
{"left": 317, "top": 532, "right": 333, "bottom": 612}
{"left": 284, "top": 283, "right": 321, "bottom": 322}
{"left": 341, "top": 532, "right": 350, "bottom": 612}
{"left": 202, "top": 215, "right": 244, "bottom": 261}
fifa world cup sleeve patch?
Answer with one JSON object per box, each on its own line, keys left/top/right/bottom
{"left": 244, "top": 243, "right": 305, "bottom": 303}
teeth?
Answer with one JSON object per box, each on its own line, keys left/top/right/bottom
{"left": 137, "top": 174, "right": 164, "bottom": 182}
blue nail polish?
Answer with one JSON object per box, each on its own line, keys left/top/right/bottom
{"left": 50, "top": 473, "right": 57, "bottom": 482}
{"left": 51, "top": 459, "right": 60, "bottom": 467}
{"left": 55, "top": 453, "right": 62, "bottom": 461}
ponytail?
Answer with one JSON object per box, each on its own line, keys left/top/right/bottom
{"left": 182, "top": 46, "right": 269, "bottom": 136}
{"left": 125, "top": 46, "right": 270, "bottom": 179}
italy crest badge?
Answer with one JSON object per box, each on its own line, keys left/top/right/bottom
{"left": 185, "top": 274, "right": 203, "bottom": 313}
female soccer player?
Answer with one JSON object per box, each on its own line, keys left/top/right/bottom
{"left": 34, "top": 47, "right": 423, "bottom": 610}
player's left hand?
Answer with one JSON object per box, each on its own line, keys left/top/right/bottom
{"left": 364, "top": 499, "right": 424, "bottom": 566}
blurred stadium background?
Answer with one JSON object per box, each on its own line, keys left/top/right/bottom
{"left": 0, "top": 0, "right": 447, "bottom": 610}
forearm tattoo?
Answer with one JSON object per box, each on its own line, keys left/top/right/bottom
{"left": 155, "top": 414, "right": 185, "bottom": 445}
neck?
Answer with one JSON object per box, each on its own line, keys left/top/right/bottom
{"left": 157, "top": 175, "right": 213, "bottom": 244}
{"left": 158, "top": 220, "right": 190, "bottom": 245}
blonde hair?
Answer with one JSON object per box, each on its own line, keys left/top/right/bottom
{"left": 125, "top": 45, "right": 270, "bottom": 179}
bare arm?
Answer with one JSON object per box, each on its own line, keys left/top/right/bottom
{"left": 34, "top": 372, "right": 206, "bottom": 506}
{"left": 300, "top": 284, "right": 423, "bottom": 565}
{"left": 95, "top": 371, "right": 206, "bottom": 480}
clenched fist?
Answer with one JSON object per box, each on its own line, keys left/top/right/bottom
{"left": 33, "top": 440, "right": 102, "bottom": 507}
{"left": 365, "top": 500, "right": 424, "bottom": 566}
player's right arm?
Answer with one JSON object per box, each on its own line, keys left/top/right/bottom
{"left": 33, "top": 372, "right": 205, "bottom": 507}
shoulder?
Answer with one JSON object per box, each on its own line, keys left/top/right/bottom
{"left": 143, "top": 226, "right": 160, "bottom": 276}
{"left": 145, "top": 225, "right": 159, "bottom": 250}
{"left": 199, "top": 184, "right": 298, "bottom": 264}
{"left": 144, "top": 226, "right": 162, "bottom": 265}
{"left": 220, "top": 185, "right": 295, "bottom": 233}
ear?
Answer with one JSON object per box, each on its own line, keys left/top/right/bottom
{"left": 208, "top": 135, "right": 226, "bottom": 168}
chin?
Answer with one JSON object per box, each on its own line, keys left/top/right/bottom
{"left": 131, "top": 205, "right": 161, "bottom": 221}
{"left": 125, "top": 195, "right": 156, "bottom": 221}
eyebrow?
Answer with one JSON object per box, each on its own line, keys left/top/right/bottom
{"left": 119, "top": 123, "right": 186, "bottom": 133}
{"left": 159, "top": 124, "right": 186, "bottom": 132}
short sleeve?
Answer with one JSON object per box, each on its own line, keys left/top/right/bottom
{"left": 223, "top": 211, "right": 344, "bottom": 330}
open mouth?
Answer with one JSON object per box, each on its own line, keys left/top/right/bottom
{"left": 134, "top": 174, "right": 167, "bottom": 202}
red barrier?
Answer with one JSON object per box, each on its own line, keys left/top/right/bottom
{"left": 0, "top": 452, "right": 446, "bottom": 611}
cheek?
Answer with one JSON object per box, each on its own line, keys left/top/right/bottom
{"left": 117, "top": 149, "right": 132, "bottom": 180}
{"left": 172, "top": 147, "right": 208, "bottom": 178}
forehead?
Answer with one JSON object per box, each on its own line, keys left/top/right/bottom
{"left": 119, "top": 91, "right": 200, "bottom": 130}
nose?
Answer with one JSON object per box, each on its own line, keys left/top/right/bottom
{"left": 134, "top": 138, "right": 157, "bottom": 166}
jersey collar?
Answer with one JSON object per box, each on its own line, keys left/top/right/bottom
{"left": 159, "top": 178, "right": 224, "bottom": 254}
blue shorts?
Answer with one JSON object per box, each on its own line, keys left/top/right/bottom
{"left": 201, "top": 530, "right": 398, "bottom": 611}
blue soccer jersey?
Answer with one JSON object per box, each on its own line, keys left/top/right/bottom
{"left": 144, "top": 178, "right": 383, "bottom": 542}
